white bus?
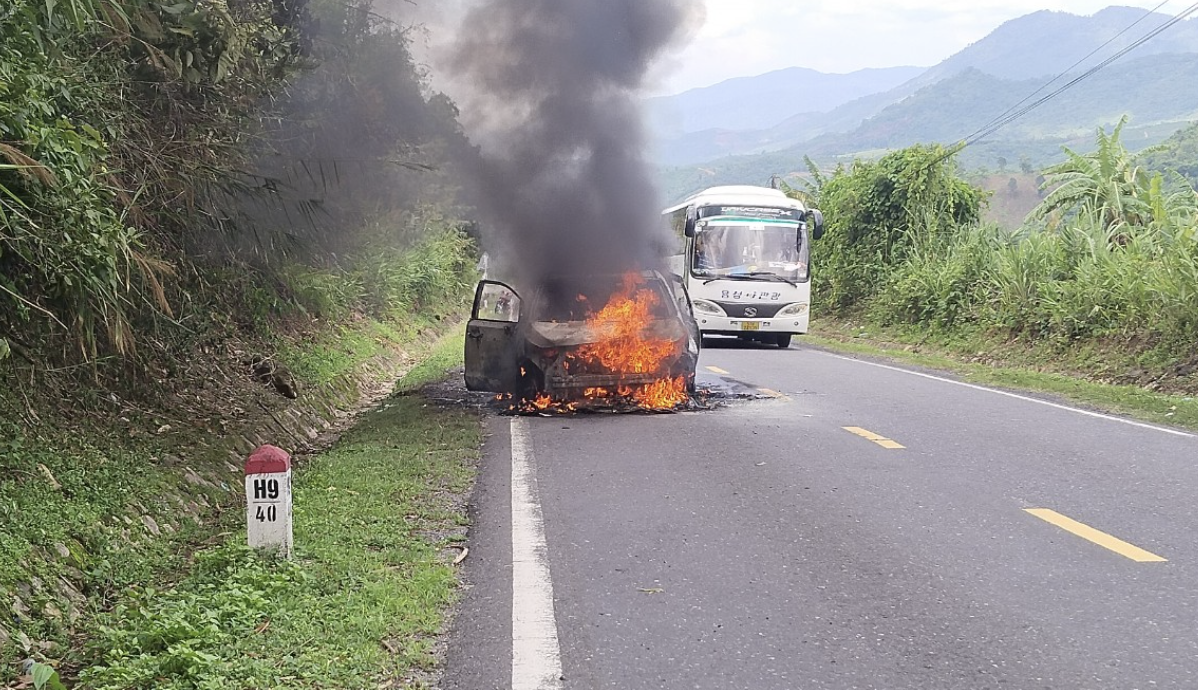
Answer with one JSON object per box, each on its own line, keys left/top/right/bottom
{"left": 663, "top": 185, "right": 824, "bottom": 348}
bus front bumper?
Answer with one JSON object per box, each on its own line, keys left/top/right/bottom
{"left": 694, "top": 313, "right": 809, "bottom": 336}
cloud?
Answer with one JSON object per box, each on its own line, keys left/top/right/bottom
{"left": 650, "top": 0, "right": 1180, "bottom": 94}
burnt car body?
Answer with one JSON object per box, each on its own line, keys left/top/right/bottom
{"left": 464, "top": 271, "right": 701, "bottom": 399}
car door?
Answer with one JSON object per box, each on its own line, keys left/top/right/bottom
{"left": 662, "top": 272, "right": 702, "bottom": 354}
{"left": 464, "top": 281, "right": 523, "bottom": 392}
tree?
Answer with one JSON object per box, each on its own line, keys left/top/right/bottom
{"left": 0, "top": 0, "right": 305, "bottom": 358}
{"left": 812, "top": 143, "right": 986, "bottom": 310}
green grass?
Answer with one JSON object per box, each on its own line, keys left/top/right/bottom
{"left": 0, "top": 409, "right": 233, "bottom": 660}
{"left": 807, "top": 318, "right": 1198, "bottom": 431}
{"left": 283, "top": 320, "right": 407, "bottom": 387}
{"left": 75, "top": 334, "right": 479, "bottom": 689}
{"left": 393, "top": 336, "right": 466, "bottom": 394}
{"left": 283, "top": 316, "right": 461, "bottom": 388}
{"left": 0, "top": 310, "right": 471, "bottom": 683}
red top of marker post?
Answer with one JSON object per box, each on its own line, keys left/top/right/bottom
{"left": 245, "top": 445, "right": 291, "bottom": 475}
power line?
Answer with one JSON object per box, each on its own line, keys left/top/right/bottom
{"left": 789, "top": 3, "right": 1198, "bottom": 185}
{"left": 906, "top": 0, "right": 1198, "bottom": 175}
{"left": 962, "top": 1, "right": 1198, "bottom": 148}
{"left": 962, "top": 0, "right": 1174, "bottom": 144}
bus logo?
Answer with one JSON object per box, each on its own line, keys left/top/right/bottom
{"left": 744, "top": 307, "right": 758, "bottom": 317}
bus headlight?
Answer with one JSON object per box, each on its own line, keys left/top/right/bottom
{"left": 691, "top": 299, "right": 726, "bottom": 316}
{"left": 777, "top": 302, "right": 809, "bottom": 317}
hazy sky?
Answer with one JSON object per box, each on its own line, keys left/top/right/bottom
{"left": 648, "top": 0, "right": 1180, "bottom": 95}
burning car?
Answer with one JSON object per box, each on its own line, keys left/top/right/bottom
{"left": 464, "top": 270, "right": 701, "bottom": 410}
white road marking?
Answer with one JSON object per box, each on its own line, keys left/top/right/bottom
{"left": 820, "top": 352, "right": 1195, "bottom": 439}
{"left": 510, "top": 417, "right": 564, "bottom": 690}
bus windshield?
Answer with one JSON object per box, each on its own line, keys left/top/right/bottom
{"left": 691, "top": 219, "right": 809, "bottom": 282}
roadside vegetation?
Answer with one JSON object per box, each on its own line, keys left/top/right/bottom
{"left": 1140, "top": 120, "right": 1198, "bottom": 189}
{"left": 71, "top": 337, "right": 477, "bottom": 690}
{"left": 1, "top": 0, "right": 480, "bottom": 682}
{"left": 1, "top": 323, "right": 472, "bottom": 686}
{"left": 790, "top": 116, "right": 1198, "bottom": 406}
{"left": 0, "top": 0, "right": 477, "bottom": 367}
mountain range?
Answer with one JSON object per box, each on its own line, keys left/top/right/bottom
{"left": 654, "top": 6, "right": 1198, "bottom": 200}
{"left": 645, "top": 65, "right": 925, "bottom": 137}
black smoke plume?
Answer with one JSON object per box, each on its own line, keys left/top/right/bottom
{"left": 448, "top": 0, "right": 701, "bottom": 298}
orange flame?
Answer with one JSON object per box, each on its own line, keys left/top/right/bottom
{"left": 513, "top": 393, "right": 576, "bottom": 414}
{"left": 574, "top": 272, "right": 688, "bottom": 410}
{"left": 633, "top": 376, "right": 688, "bottom": 410}
{"left": 573, "top": 273, "right": 679, "bottom": 377}
{"left": 510, "top": 272, "right": 689, "bottom": 413}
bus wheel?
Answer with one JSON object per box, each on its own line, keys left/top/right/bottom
{"left": 775, "top": 334, "right": 792, "bottom": 348}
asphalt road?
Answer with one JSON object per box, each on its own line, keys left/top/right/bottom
{"left": 443, "top": 339, "right": 1198, "bottom": 690}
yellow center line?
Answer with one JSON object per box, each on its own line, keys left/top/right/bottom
{"left": 706, "top": 366, "right": 730, "bottom": 375}
{"left": 842, "top": 426, "right": 905, "bottom": 450}
{"left": 1024, "top": 509, "right": 1167, "bottom": 563}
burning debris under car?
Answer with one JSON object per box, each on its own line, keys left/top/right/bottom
{"left": 466, "top": 271, "right": 701, "bottom": 414}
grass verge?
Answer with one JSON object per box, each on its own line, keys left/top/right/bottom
{"left": 806, "top": 317, "right": 1198, "bottom": 432}
{"left": 0, "top": 407, "right": 233, "bottom": 664}
{"left": 283, "top": 316, "right": 452, "bottom": 388}
{"left": 74, "top": 333, "right": 478, "bottom": 689}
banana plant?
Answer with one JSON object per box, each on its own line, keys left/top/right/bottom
{"left": 1031, "top": 116, "right": 1155, "bottom": 233}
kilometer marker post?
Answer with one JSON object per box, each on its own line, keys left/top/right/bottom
{"left": 245, "top": 444, "right": 294, "bottom": 559}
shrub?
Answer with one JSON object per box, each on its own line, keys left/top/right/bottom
{"left": 355, "top": 226, "right": 476, "bottom": 321}
{"left": 816, "top": 134, "right": 1198, "bottom": 364}
{"left": 814, "top": 144, "right": 986, "bottom": 311}
{"left": 871, "top": 220, "right": 996, "bottom": 329}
